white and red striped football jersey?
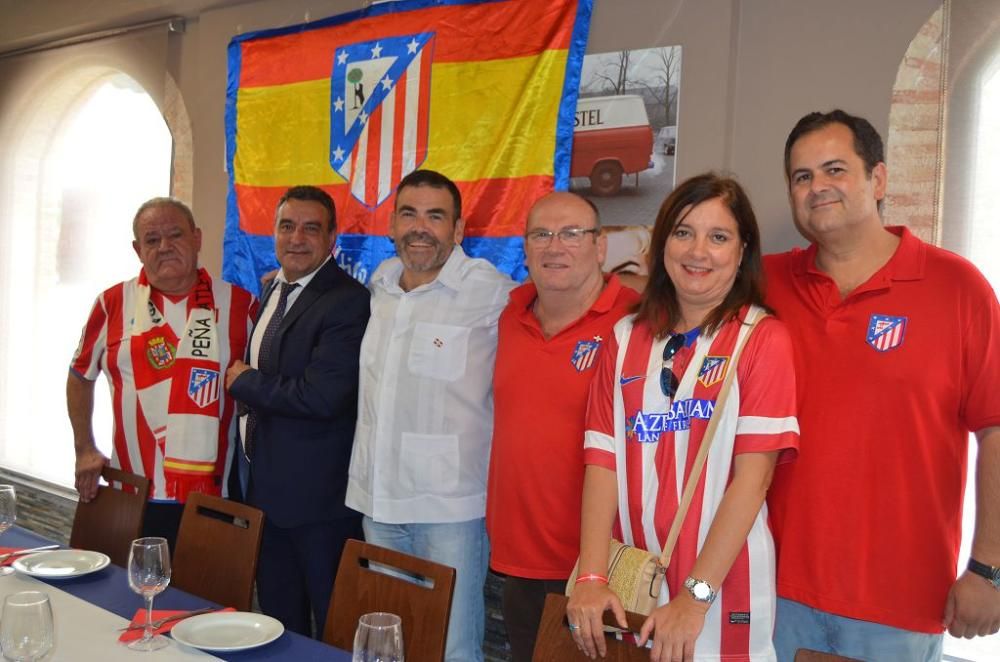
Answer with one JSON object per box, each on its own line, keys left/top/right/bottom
{"left": 71, "top": 276, "right": 254, "bottom": 501}
{"left": 584, "top": 306, "right": 798, "bottom": 660}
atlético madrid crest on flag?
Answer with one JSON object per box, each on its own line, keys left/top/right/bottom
{"left": 188, "top": 368, "right": 221, "bottom": 408}
{"left": 866, "top": 314, "right": 907, "bottom": 352}
{"left": 330, "top": 33, "right": 434, "bottom": 209}
{"left": 698, "top": 356, "right": 728, "bottom": 388}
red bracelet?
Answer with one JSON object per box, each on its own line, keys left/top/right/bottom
{"left": 575, "top": 573, "right": 609, "bottom": 584}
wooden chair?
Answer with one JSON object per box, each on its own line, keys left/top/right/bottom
{"left": 69, "top": 466, "right": 150, "bottom": 567}
{"left": 533, "top": 593, "right": 649, "bottom": 661}
{"left": 170, "top": 492, "right": 263, "bottom": 610}
{"left": 795, "top": 651, "right": 861, "bottom": 662}
{"left": 324, "top": 539, "right": 456, "bottom": 662}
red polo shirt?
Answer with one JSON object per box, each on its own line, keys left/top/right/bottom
{"left": 486, "top": 275, "right": 639, "bottom": 579}
{"left": 765, "top": 226, "right": 1000, "bottom": 633}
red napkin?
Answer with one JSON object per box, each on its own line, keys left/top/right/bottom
{"left": 118, "top": 608, "right": 235, "bottom": 643}
{"left": 0, "top": 547, "right": 25, "bottom": 567}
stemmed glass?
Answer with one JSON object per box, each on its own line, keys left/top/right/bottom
{"left": 0, "top": 591, "right": 54, "bottom": 661}
{"left": 353, "top": 612, "right": 404, "bottom": 662}
{"left": 126, "top": 537, "right": 171, "bottom": 651}
{"left": 0, "top": 485, "right": 16, "bottom": 577}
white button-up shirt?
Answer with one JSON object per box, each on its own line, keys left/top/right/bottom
{"left": 346, "top": 246, "right": 515, "bottom": 523}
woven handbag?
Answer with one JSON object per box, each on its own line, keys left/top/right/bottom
{"left": 566, "top": 310, "right": 765, "bottom": 617}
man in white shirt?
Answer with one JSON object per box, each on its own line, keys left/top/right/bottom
{"left": 347, "top": 169, "right": 515, "bottom": 662}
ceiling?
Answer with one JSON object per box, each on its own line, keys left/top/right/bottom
{"left": 0, "top": 0, "right": 257, "bottom": 54}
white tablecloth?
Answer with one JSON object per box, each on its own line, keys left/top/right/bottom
{"left": 0, "top": 572, "right": 220, "bottom": 661}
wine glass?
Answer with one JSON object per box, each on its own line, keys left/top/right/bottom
{"left": 126, "top": 537, "right": 171, "bottom": 651}
{"left": 0, "top": 485, "right": 16, "bottom": 577}
{"left": 353, "top": 612, "right": 404, "bottom": 662}
{"left": 0, "top": 591, "right": 54, "bottom": 661}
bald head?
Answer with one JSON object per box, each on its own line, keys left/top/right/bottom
{"left": 526, "top": 192, "right": 601, "bottom": 233}
{"left": 523, "top": 192, "right": 607, "bottom": 301}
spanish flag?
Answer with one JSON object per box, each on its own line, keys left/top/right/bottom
{"left": 223, "top": 0, "right": 593, "bottom": 292}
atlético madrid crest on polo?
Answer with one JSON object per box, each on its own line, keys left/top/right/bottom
{"left": 866, "top": 314, "right": 907, "bottom": 352}
{"left": 571, "top": 336, "right": 603, "bottom": 372}
{"left": 330, "top": 32, "right": 434, "bottom": 209}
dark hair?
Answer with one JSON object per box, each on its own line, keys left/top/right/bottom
{"left": 784, "top": 109, "right": 884, "bottom": 177}
{"left": 132, "top": 197, "right": 196, "bottom": 238}
{"left": 277, "top": 186, "right": 337, "bottom": 232}
{"left": 634, "top": 173, "right": 768, "bottom": 338}
{"left": 395, "top": 169, "right": 462, "bottom": 220}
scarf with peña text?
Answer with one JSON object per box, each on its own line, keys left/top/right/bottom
{"left": 129, "top": 268, "right": 221, "bottom": 501}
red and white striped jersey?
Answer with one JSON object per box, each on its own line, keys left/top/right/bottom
{"left": 584, "top": 306, "right": 798, "bottom": 660}
{"left": 71, "top": 276, "right": 254, "bottom": 501}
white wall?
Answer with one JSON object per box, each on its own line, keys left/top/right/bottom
{"left": 1, "top": 0, "right": 944, "bottom": 268}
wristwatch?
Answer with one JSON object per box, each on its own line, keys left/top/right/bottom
{"left": 683, "top": 576, "right": 717, "bottom": 604}
{"left": 968, "top": 558, "right": 1000, "bottom": 590}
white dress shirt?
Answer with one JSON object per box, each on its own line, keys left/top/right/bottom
{"left": 248, "top": 258, "right": 330, "bottom": 368}
{"left": 346, "top": 246, "right": 515, "bottom": 524}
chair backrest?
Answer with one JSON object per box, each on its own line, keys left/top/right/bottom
{"left": 170, "top": 492, "right": 263, "bottom": 611}
{"left": 324, "top": 539, "right": 456, "bottom": 662}
{"left": 795, "top": 650, "right": 862, "bottom": 662}
{"left": 532, "top": 593, "right": 649, "bottom": 662}
{"left": 69, "top": 466, "right": 150, "bottom": 567}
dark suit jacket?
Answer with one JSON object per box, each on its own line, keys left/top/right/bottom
{"left": 230, "top": 259, "right": 369, "bottom": 528}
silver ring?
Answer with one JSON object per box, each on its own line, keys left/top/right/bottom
{"left": 568, "top": 623, "right": 580, "bottom": 631}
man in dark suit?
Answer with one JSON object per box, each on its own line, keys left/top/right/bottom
{"left": 225, "top": 186, "right": 369, "bottom": 637}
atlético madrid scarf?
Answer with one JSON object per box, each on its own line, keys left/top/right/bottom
{"left": 130, "top": 268, "right": 221, "bottom": 501}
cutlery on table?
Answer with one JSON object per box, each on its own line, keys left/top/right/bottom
{"left": 0, "top": 545, "right": 60, "bottom": 563}
{"left": 120, "top": 607, "right": 219, "bottom": 632}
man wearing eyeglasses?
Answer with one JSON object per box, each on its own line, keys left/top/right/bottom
{"left": 485, "top": 192, "right": 640, "bottom": 661}
{"left": 765, "top": 110, "right": 1000, "bottom": 660}
{"left": 346, "top": 169, "right": 515, "bottom": 662}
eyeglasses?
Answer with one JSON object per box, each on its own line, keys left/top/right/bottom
{"left": 660, "top": 332, "right": 686, "bottom": 399}
{"left": 524, "top": 227, "right": 599, "bottom": 248}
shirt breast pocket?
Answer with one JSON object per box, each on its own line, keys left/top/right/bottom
{"left": 407, "top": 322, "right": 469, "bottom": 382}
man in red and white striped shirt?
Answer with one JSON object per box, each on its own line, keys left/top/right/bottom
{"left": 67, "top": 198, "right": 254, "bottom": 548}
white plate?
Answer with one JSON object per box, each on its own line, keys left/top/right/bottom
{"left": 12, "top": 549, "right": 110, "bottom": 579}
{"left": 171, "top": 611, "right": 284, "bottom": 652}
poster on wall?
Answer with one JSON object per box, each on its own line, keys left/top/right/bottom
{"left": 223, "top": 0, "right": 593, "bottom": 293}
{"left": 569, "top": 46, "right": 682, "bottom": 280}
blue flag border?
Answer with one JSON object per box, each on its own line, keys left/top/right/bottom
{"left": 223, "top": 0, "right": 593, "bottom": 294}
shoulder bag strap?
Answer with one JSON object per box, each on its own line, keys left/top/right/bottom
{"left": 657, "top": 308, "right": 766, "bottom": 566}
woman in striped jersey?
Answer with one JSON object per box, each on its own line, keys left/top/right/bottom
{"left": 567, "top": 174, "right": 799, "bottom": 661}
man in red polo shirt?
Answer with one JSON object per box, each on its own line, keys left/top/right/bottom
{"left": 765, "top": 110, "right": 1000, "bottom": 660}
{"left": 486, "top": 192, "right": 639, "bottom": 661}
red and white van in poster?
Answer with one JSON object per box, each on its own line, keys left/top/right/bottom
{"left": 571, "top": 94, "right": 654, "bottom": 196}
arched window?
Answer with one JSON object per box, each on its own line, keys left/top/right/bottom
{"left": 949, "top": 37, "right": 1000, "bottom": 662}
{"left": 889, "top": 2, "right": 1000, "bottom": 657}
{"left": 0, "top": 70, "right": 172, "bottom": 487}
{"left": 968, "top": 56, "right": 1000, "bottom": 289}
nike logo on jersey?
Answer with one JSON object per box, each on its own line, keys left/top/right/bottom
{"left": 619, "top": 375, "right": 645, "bottom": 386}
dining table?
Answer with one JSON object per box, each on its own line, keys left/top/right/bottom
{"left": 0, "top": 525, "right": 352, "bottom": 661}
